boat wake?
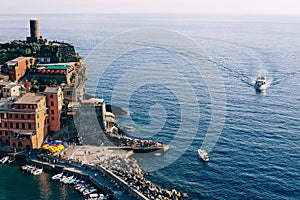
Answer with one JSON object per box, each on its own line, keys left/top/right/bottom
{"left": 270, "top": 68, "right": 300, "bottom": 86}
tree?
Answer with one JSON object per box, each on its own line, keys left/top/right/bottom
{"left": 25, "top": 48, "right": 31, "bottom": 55}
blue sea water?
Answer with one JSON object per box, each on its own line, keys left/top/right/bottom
{"left": 0, "top": 14, "right": 300, "bottom": 199}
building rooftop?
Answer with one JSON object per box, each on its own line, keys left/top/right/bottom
{"left": 37, "top": 62, "right": 77, "bottom": 66}
{"left": 81, "top": 98, "right": 104, "bottom": 105}
{"left": 8, "top": 56, "right": 26, "bottom": 62}
{"left": 5, "top": 57, "right": 32, "bottom": 66}
{"left": 0, "top": 98, "right": 16, "bottom": 110}
{"left": 14, "top": 93, "right": 44, "bottom": 105}
{"left": 3, "top": 83, "right": 20, "bottom": 89}
{"left": 44, "top": 65, "right": 70, "bottom": 70}
{"left": 44, "top": 87, "right": 61, "bottom": 94}
{"left": 0, "top": 81, "right": 10, "bottom": 87}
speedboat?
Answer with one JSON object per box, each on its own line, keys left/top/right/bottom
{"left": 0, "top": 156, "right": 9, "bottom": 164}
{"left": 254, "top": 77, "right": 268, "bottom": 91}
{"left": 33, "top": 167, "right": 43, "bottom": 176}
{"left": 198, "top": 149, "right": 209, "bottom": 162}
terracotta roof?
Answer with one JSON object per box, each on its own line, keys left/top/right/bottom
{"left": 44, "top": 87, "right": 60, "bottom": 94}
{"left": 14, "top": 93, "right": 44, "bottom": 104}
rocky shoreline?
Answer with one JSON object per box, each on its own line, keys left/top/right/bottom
{"left": 102, "top": 155, "right": 188, "bottom": 200}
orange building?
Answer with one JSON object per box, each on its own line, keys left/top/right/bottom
{"left": 44, "top": 87, "right": 63, "bottom": 132}
{"left": 0, "top": 93, "right": 48, "bottom": 149}
{"left": 1, "top": 57, "right": 36, "bottom": 81}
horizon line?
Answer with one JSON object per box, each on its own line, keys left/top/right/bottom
{"left": 0, "top": 12, "right": 299, "bottom": 16}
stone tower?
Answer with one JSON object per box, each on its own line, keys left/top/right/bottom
{"left": 26, "top": 19, "right": 42, "bottom": 43}
{"left": 30, "top": 20, "right": 40, "bottom": 39}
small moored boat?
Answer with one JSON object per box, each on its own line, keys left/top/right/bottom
{"left": 52, "top": 172, "right": 63, "bottom": 180}
{"left": 21, "top": 164, "right": 31, "bottom": 171}
{"left": 198, "top": 149, "right": 209, "bottom": 162}
{"left": 32, "top": 167, "right": 43, "bottom": 176}
{"left": 82, "top": 187, "right": 97, "bottom": 196}
{"left": 7, "top": 156, "right": 15, "bottom": 164}
{"left": 26, "top": 166, "right": 35, "bottom": 173}
{"left": 62, "top": 175, "right": 74, "bottom": 184}
{"left": 0, "top": 156, "right": 9, "bottom": 164}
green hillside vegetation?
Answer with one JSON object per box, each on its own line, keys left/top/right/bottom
{"left": 0, "top": 40, "right": 80, "bottom": 64}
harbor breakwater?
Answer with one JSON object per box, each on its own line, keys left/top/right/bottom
{"left": 26, "top": 145, "right": 187, "bottom": 200}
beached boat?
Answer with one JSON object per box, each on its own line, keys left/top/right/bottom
{"left": 254, "top": 77, "right": 268, "bottom": 91}
{"left": 198, "top": 149, "right": 209, "bottom": 162}
{"left": 0, "top": 156, "right": 9, "bottom": 164}
{"left": 32, "top": 167, "right": 43, "bottom": 176}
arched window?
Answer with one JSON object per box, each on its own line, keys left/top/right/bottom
{"left": 18, "top": 142, "right": 23, "bottom": 148}
{"left": 12, "top": 143, "right": 16, "bottom": 147}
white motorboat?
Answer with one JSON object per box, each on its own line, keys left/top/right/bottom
{"left": 0, "top": 156, "right": 9, "bottom": 164}
{"left": 52, "top": 172, "right": 63, "bottom": 180}
{"left": 7, "top": 156, "right": 15, "bottom": 164}
{"left": 82, "top": 187, "right": 97, "bottom": 196}
{"left": 79, "top": 184, "right": 92, "bottom": 193}
{"left": 62, "top": 175, "right": 74, "bottom": 184}
{"left": 69, "top": 177, "right": 78, "bottom": 185}
{"left": 254, "top": 77, "right": 268, "bottom": 91}
{"left": 60, "top": 174, "right": 71, "bottom": 183}
{"left": 33, "top": 167, "right": 43, "bottom": 176}
{"left": 198, "top": 149, "right": 209, "bottom": 162}
{"left": 31, "top": 167, "right": 38, "bottom": 174}
{"left": 88, "top": 193, "right": 99, "bottom": 200}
